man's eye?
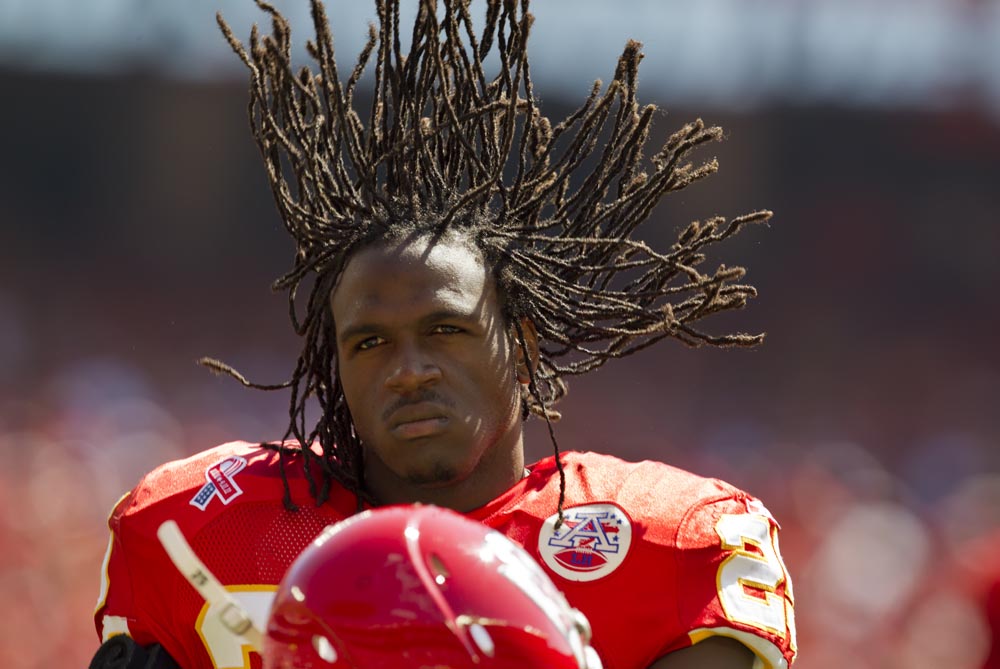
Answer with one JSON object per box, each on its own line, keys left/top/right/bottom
{"left": 356, "top": 336, "right": 385, "bottom": 351}
{"left": 432, "top": 325, "right": 463, "bottom": 335}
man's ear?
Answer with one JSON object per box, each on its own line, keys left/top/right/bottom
{"left": 512, "top": 317, "right": 540, "bottom": 385}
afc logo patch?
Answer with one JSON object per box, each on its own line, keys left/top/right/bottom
{"left": 189, "top": 456, "right": 248, "bottom": 511}
{"left": 538, "top": 503, "right": 633, "bottom": 582}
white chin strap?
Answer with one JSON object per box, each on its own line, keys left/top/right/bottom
{"left": 583, "top": 646, "right": 604, "bottom": 669}
{"left": 570, "top": 608, "right": 603, "bottom": 669}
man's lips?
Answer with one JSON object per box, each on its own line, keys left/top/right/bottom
{"left": 388, "top": 402, "right": 450, "bottom": 439}
{"left": 391, "top": 416, "right": 449, "bottom": 439}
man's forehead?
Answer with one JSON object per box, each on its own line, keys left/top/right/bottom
{"left": 331, "top": 234, "right": 494, "bottom": 317}
{"left": 350, "top": 232, "right": 485, "bottom": 275}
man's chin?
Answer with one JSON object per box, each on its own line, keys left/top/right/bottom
{"left": 403, "top": 460, "right": 461, "bottom": 488}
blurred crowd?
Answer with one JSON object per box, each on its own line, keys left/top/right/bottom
{"left": 1, "top": 58, "right": 998, "bottom": 668}
{"left": 1, "top": 329, "right": 999, "bottom": 668}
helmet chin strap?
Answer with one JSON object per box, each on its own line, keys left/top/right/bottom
{"left": 156, "top": 520, "right": 265, "bottom": 651}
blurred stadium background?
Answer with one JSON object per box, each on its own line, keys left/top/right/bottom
{"left": 1, "top": 0, "right": 999, "bottom": 667}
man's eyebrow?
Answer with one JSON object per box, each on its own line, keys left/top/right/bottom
{"left": 420, "top": 308, "right": 478, "bottom": 325}
{"left": 337, "top": 308, "right": 479, "bottom": 343}
{"left": 337, "top": 322, "right": 380, "bottom": 344}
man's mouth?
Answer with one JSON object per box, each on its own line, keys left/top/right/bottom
{"left": 388, "top": 402, "right": 450, "bottom": 439}
{"left": 391, "top": 416, "right": 450, "bottom": 439}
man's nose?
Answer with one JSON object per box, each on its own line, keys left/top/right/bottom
{"left": 384, "top": 342, "right": 442, "bottom": 393}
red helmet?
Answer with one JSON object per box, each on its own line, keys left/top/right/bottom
{"left": 263, "top": 505, "right": 602, "bottom": 669}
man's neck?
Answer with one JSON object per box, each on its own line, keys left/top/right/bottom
{"left": 363, "top": 441, "right": 526, "bottom": 513}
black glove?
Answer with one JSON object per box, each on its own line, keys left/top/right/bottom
{"left": 88, "top": 636, "right": 180, "bottom": 669}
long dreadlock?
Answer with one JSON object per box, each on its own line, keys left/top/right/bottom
{"left": 207, "top": 0, "right": 772, "bottom": 523}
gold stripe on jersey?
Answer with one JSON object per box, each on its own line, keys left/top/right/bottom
{"left": 94, "top": 491, "right": 130, "bottom": 616}
{"left": 194, "top": 584, "right": 278, "bottom": 669}
{"left": 688, "top": 627, "right": 788, "bottom": 669}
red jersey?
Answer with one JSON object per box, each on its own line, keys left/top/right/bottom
{"left": 94, "top": 442, "right": 796, "bottom": 669}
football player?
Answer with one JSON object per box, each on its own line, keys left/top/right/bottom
{"left": 91, "top": 1, "right": 797, "bottom": 668}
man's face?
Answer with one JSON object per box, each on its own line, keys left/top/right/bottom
{"left": 331, "top": 233, "right": 530, "bottom": 501}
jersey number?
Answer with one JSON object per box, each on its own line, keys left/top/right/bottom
{"left": 196, "top": 587, "right": 276, "bottom": 669}
{"left": 715, "top": 513, "right": 794, "bottom": 641}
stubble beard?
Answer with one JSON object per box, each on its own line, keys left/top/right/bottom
{"left": 404, "top": 459, "right": 460, "bottom": 487}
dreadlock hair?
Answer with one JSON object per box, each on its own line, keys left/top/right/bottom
{"left": 208, "top": 0, "right": 772, "bottom": 524}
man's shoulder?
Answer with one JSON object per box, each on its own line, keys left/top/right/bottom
{"left": 124, "top": 441, "right": 286, "bottom": 510}
{"left": 95, "top": 441, "right": 357, "bottom": 662}
{"left": 525, "top": 451, "right": 756, "bottom": 541}
{"left": 110, "top": 440, "right": 352, "bottom": 536}
{"left": 539, "top": 450, "right": 745, "bottom": 505}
